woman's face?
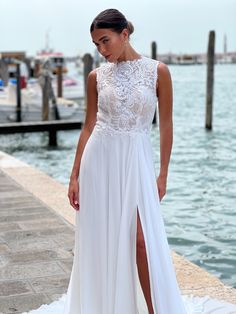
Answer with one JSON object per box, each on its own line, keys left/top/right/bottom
{"left": 91, "top": 28, "right": 128, "bottom": 62}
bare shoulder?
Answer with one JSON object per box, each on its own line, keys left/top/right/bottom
{"left": 87, "top": 68, "right": 97, "bottom": 83}
{"left": 83, "top": 69, "right": 98, "bottom": 132}
{"left": 156, "top": 62, "right": 172, "bottom": 97}
{"left": 158, "top": 62, "right": 171, "bottom": 81}
{"left": 86, "top": 69, "right": 98, "bottom": 96}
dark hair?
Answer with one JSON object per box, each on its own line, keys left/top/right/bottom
{"left": 90, "top": 8, "right": 134, "bottom": 37}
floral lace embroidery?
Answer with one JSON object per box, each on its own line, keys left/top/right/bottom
{"left": 95, "top": 56, "right": 160, "bottom": 135}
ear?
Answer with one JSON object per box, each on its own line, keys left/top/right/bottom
{"left": 121, "top": 28, "right": 129, "bottom": 41}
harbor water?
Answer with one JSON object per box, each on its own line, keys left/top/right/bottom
{"left": 0, "top": 63, "right": 235, "bottom": 289}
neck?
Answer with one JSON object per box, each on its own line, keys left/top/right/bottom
{"left": 116, "top": 44, "right": 141, "bottom": 63}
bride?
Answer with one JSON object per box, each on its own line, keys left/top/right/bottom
{"left": 23, "top": 8, "right": 236, "bottom": 314}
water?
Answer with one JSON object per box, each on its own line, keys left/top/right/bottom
{"left": 0, "top": 64, "right": 236, "bottom": 289}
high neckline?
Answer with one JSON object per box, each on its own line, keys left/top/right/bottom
{"left": 115, "top": 55, "right": 144, "bottom": 65}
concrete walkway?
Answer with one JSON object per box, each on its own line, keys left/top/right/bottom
{"left": 0, "top": 150, "right": 236, "bottom": 313}
{"left": 0, "top": 170, "right": 75, "bottom": 314}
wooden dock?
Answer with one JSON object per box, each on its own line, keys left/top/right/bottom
{"left": 0, "top": 119, "right": 83, "bottom": 146}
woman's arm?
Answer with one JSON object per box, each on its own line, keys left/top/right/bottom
{"left": 68, "top": 69, "right": 98, "bottom": 210}
{"left": 156, "top": 62, "right": 173, "bottom": 201}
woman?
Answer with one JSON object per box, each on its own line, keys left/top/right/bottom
{"left": 65, "top": 8, "right": 189, "bottom": 314}
{"left": 23, "top": 8, "right": 236, "bottom": 314}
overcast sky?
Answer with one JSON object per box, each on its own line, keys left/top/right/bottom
{"left": 1, "top": 0, "right": 235, "bottom": 57}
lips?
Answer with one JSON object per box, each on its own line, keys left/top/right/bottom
{"left": 105, "top": 54, "right": 111, "bottom": 59}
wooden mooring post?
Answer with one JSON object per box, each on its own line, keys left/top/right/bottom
{"left": 15, "top": 62, "right": 22, "bottom": 122}
{"left": 151, "top": 41, "right": 157, "bottom": 60}
{"left": 205, "top": 30, "right": 215, "bottom": 130}
{"left": 57, "top": 60, "right": 63, "bottom": 98}
{"left": 42, "top": 75, "right": 49, "bottom": 121}
{"left": 49, "top": 129, "right": 57, "bottom": 146}
{"left": 38, "top": 59, "right": 56, "bottom": 122}
{"left": 151, "top": 41, "right": 157, "bottom": 125}
{"left": 82, "top": 53, "right": 93, "bottom": 103}
{"left": 0, "top": 59, "right": 9, "bottom": 86}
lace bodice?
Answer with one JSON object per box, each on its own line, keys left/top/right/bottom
{"left": 94, "top": 56, "right": 160, "bottom": 135}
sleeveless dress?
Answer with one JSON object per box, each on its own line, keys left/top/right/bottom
{"left": 22, "top": 56, "right": 236, "bottom": 314}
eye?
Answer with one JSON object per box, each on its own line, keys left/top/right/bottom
{"left": 93, "top": 38, "right": 109, "bottom": 47}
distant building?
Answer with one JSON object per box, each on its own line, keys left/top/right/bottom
{"left": 156, "top": 51, "right": 236, "bottom": 65}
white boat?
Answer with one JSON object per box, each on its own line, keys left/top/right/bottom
{"left": 0, "top": 78, "right": 85, "bottom": 123}
{"left": 51, "top": 74, "right": 84, "bottom": 103}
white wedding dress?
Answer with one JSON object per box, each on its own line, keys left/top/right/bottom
{"left": 23, "top": 56, "right": 236, "bottom": 314}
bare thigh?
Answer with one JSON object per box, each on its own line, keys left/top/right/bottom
{"left": 136, "top": 209, "right": 146, "bottom": 250}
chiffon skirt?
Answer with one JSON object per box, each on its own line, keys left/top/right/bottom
{"left": 22, "top": 127, "right": 236, "bottom": 314}
{"left": 63, "top": 127, "right": 189, "bottom": 314}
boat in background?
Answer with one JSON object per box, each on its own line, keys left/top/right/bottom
{"left": 0, "top": 78, "right": 85, "bottom": 123}
{"left": 0, "top": 49, "right": 85, "bottom": 123}
{"left": 33, "top": 49, "right": 84, "bottom": 104}
{"left": 34, "top": 51, "right": 68, "bottom": 75}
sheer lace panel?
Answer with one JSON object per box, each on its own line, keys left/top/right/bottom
{"left": 95, "top": 56, "right": 160, "bottom": 135}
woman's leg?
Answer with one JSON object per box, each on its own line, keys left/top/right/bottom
{"left": 136, "top": 209, "right": 154, "bottom": 314}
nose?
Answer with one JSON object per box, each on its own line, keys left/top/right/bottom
{"left": 98, "top": 45, "right": 106, "bottom": 56}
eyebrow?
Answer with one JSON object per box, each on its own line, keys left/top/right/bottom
{"left": 92, "top": 35, "right": 108, "bottom": 44}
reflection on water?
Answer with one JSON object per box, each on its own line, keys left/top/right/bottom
{"left": 0, "top": 64, "right": 236, "bottom": 288}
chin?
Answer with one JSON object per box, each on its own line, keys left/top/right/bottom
{"left": 105, "top": 55, "right": 116, "bottom": 63}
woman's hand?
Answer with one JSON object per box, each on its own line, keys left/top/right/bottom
{"left": 156, "top": 174, "right": 167, "bottom": 202}
{"left": 68, "top": 177, "right": 80, "bottom": 211}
